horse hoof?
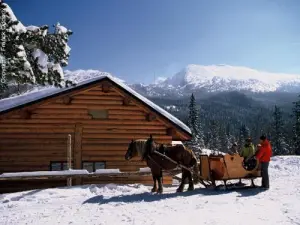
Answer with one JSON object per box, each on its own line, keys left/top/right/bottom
{"left": 176, "top": 188, "right": 183, "bottom": 193}
{"left": 188, "top": 186, "right": 195, "bottom": 191}
{"left": 151, "top": 188, "right": 157, "bottom": 192}
{"left": 157, "top": 189, "right": 163, "bottom": 194}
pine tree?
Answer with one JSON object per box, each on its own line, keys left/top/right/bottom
{"left": 292, "top": 96, "right": 300, "bottom": 155}
{"left": 186, "top": 94, "right": 205, "bottom": 155}
{"left": 239, "top": 124, "right": 250, "bottom": 148}
{"left": 207, "top": 120, "right": 221, "bottom": 152}
{"left": 272, "top": 105, "right": 289, "bottom": 155}
{"left": 0, "top": 3, "right": 74, "bottom": 94}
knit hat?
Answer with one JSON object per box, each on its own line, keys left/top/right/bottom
{"left": 260, "top": 135, "right": 267, "bottom": 141}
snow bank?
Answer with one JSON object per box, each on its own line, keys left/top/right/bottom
{"left": 1, "top": 156, "right": 300, "bottom": 225}
{"left": 0, "top": 170, "right": 89, "bottom": 178}
{"left": 95, "top": 169, "right": 121, "bottom": 174}
{"left": 139, "top": 167, "right": 151, "bottom": 172}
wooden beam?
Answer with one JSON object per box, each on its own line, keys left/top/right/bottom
{"left": 74, "top": 124, "right": 83, "bottom": 185}
{"left": 167, "top": 128, "right": 175, "bottom": 136}
{"left": 67, "top": 134, "right": 72, "bottom": 187}
{"left": 62, "top": 96, "right": 72, "bottom": 105}
{"left": 146, "top": 113, "right": 156, "bottom": 122}
{"left": 20, "top": 110, "right": 31, "bottom": 119}
{"left": 122, "top": 97, "right": 131, "bottom": 106}
{"left": 102, "top": 81, "right": 111, "bottom": 93}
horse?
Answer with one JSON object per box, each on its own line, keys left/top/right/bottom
{"left": 125, "top": 135, "right": 199, "bottom": 193}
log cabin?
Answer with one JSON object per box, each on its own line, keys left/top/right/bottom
{"left": 0, "top": 75, "right": 192, "bottom": 193}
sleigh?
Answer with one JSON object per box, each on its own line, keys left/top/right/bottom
{"left": 198, "top": 154, "right": 261, "bottom": 189}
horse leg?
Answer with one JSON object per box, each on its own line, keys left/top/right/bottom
{"left": 187, "top": 171, "right": 194, "bottom": 191}
{"left": 151, "top": 175, "right": 158, "bottom": 192}
{"left": 157, "top": 170, "right": 163, "bottom": 193}
{"left": 177, "top": 169, "right": 186, "bottom": 192}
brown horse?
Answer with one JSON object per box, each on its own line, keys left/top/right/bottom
{"left": 125, "top": 135, "right": 199, "bottom": 193}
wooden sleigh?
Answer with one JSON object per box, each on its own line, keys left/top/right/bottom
{"left": 198, "top": 154, "right": 261, "bottom": 189}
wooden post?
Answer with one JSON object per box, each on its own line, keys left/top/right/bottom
{"left": 67, "top": 134, "right": 72, "bottom": 187}
{"left": 74, "top": 124, "right": 83, "bottom": 185}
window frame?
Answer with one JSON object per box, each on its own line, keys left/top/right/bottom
{"left": 82, "top": 161, "right": 106, "bottom": 172}
{"left": 50, "top": 161, "right": 73, "bottom": 171}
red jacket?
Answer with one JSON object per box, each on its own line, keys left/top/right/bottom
{"left": 256, "top": 140, "right": 272, "bottom": 162}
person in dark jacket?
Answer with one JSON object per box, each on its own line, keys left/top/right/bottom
{"left": 255, "top": 135, "right": 272, "bottom": 189}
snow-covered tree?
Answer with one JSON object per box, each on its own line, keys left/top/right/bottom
{"left": 292, "top": 97, "right": 300, "bottom": 155}
{"left": 239, "top": 124, "right": 250, "bottom": 148}
{"left": 0, "top": 3, "right": 74, "bottom": 94}
{"left": 207, "top": 120, "right": 221, "bottom": 152}
{"left": 186, "top": 94, "right": 205, "bottom": 155}
{"left": 272, "top": 105, "right": 290, "bottom": 155}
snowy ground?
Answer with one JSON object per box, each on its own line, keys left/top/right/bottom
{"left": 1, "top": 156, "right": 300, "bottom": 225}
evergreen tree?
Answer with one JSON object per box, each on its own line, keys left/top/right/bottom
{"left": 272, "top": 105, "right": 289, "bottom": 155}
{"left": 292, "top": 96, "right": 300, "bottom": 155}
{"left": 0, "top": 3, "right": 74, "bottom": 94}
{"left": 239, "top": 124, "right": 250, "bottom": 148}
{"left": 207, "top": 120, "right": 221, "bottom": 152}
{"left": 186, "top": 94, "right": 205, "bottom": 155}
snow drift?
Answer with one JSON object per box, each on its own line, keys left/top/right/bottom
{"left": 1, "top": 156, "right": 299, "bottom": 225}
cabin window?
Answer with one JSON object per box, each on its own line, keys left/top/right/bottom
{"left": 82, "top": 161, "right": 106, "bottom": 172}
{"left": 88, "top": 109, "right": 108, "bottom": 119}
{"left": 50, "top": 162, "right": 73, "bottom": 171}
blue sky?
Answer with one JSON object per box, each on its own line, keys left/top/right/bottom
{"left": 10, "top": 0, "right": 300, "bottom": 83}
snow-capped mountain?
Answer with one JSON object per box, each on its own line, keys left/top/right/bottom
{"left": 139, "top": 64, "right": 300, "bottom": 96}
{"left": 3, "top": 65, "right": 300, "bottom": 100}
{"left": 63, "top": 65, "right": 300, "bottom": 98}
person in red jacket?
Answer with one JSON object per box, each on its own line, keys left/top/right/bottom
{"left": 255, "top": 135, "right": 272, "bottom": 189}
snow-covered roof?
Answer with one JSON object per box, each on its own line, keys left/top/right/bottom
{"left": 0, "top": 75, "right": 191, "bottom": 137}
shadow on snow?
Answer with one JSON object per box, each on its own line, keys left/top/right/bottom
{"left": 83, "top": 186, "right": 267, "bottom": 205}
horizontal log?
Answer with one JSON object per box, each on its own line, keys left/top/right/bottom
{"left": 72, "top": 99, "right": 123, "bottom": 105}
{"left": 82, "top": 156, "right": 142, "bottom": 161}
{"left": 32, "top": 108, "right": 88, "bottom": 114}
{"left": 76, "top": 91, "right": 119, "bottom": 96}
{"left": 106, "top": 161, "right": 146, "bottom": 166}
{"left": 31, "top": 114, "right": 92, "bottom": 119}
{"left": 83, "top": 129, "right": 166, "bottom": 135}
{"left": 0, "top": 124, "right": 75, "bottom": 129}
{"left": 82, "top": 124, "right": 166, "bottom": 130}
{"left": 72, "top": 95, "right": 123, "bottom": 101}
{"left": 81, "top": 138, "right": 170, "bottom": 145}
{"left": 82, "top": 133, "right": 172, "bottom": 140}
{"left": 0, "top": 144, "right": 68, "bottom": 151}
{"left": 0, "top": 156, "right": 68, "bottom": 162}
{"left": 37, "top": 104, "right": 141, "bottom": 111}
{"left": 82, "top": 150, "right": 126, "bottom": 155}
{"left": 0, "top": 161, "right": 50, "bottom": 166}
{"left": 0, "top": 134, "right": 74, "bottom": 139}
{"left": 0, "top": 128, "right": 74, "bottom": 133}
{"left": 0, "top": 151, "right": 66, "bottom": 157}
{"left": 108, "top": 114, "right": 146, "bottom": 120}
{"left": 0, "top": 166, "right": 49, "bottom": 172}
{"left": 0, "top": 119, "right": 162, "bottom": 125}
{"left": 108, "top": 109, "right": 145, "bottom": 115}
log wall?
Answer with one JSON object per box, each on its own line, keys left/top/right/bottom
{"left": 0, "top": 82, "right": 175, "bottom": 193}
